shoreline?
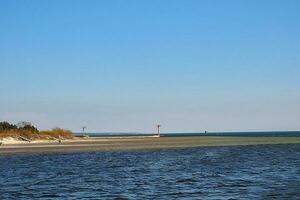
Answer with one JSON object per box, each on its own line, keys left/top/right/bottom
{"left": 1, "top": 136, "right": 300, "bottom": 155}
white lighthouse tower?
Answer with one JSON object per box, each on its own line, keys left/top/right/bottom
{"left": 157, "top": 124, "right": 161, "bottom": 137}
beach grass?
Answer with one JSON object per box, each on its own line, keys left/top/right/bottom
{"left": 0, "top": 128, "right": 74, "bottom": 141}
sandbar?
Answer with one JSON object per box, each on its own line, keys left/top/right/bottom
{"left": 1, "top": 136, "right": 300, "bottom": 155}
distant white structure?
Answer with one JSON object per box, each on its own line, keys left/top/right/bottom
{"left": 82, "top": 126, "right": 86, "bottom": 136}
{"left": 157, "top": 124, "right": 161, "bottom": 137}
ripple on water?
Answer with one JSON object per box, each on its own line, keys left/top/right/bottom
{"left": 0, "top": 144, "right": 300, "bottom": 199}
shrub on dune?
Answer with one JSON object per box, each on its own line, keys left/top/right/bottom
{"left": 39, "top": 128, "right": 74, "bottom": 139}
{"left": 0, "top": 121, "right": 74, "bottom": 140}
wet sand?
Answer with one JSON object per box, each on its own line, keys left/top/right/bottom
{"left": 1, "top": 136, "right": 300, "bottom": 155}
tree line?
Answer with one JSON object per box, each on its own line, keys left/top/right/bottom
{"left": 0, "top": 121, "right": 39, "bottom": 133}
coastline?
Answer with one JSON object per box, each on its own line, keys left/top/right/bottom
{"left": 1, "top": 136, "right": 300, "bottom": 155}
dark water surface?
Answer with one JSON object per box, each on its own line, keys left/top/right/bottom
{"left": 1, "top": 144, "right": 300, "bottom": 199}
{"left": 77, "top": 131, "right": 300, "bottom": 137}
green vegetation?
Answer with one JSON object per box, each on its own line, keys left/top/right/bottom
{"left": 0, "top": 121, "right": 74, "bottom": 141}
{"left": 0, "top": 121, "right": 18, "bottom": 131}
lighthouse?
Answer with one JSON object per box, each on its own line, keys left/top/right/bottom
{"left": 82, "top": 126, "right": 87, "bottom": 137}
{"left": 157, "top": 124, "right": 161, "bottom": 137}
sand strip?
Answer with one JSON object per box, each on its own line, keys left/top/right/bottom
{"left": 1, "top": 136, "right": 300, "bottom": 155}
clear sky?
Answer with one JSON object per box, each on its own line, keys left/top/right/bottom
{"left": 1, "top": 0, "right": 300, "bottom": 132}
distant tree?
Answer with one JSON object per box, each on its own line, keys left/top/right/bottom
{"left": 0, "top": 121, "right": 17, "bottom": 131}
{"left": 17, "top": 121, "right": 33, "bottom": 128}
{"left": 21, "top": 124, "right": 39, "bottom": 133}
{"left": 0, "top": 121, "right": 39, "bottom": 133}
{"left": 17, "top": 121, "right": 39, "bottom": 133}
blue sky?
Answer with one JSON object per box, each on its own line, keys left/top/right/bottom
{"left": 1, "top": 0, "right": 300, "bottom": 132}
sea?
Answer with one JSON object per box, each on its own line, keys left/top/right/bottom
{"left": 75, "top": 131, "right": 300, "bottom": 137}
{"left": 1, "top": 132, "right": 300, "bottom": 199}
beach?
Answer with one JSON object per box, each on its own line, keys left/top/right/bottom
{"left": 1, "top": 136, "right": 300, "bottom": 155}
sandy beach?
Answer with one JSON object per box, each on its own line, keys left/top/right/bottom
{"left": 1, "top": 136, "right": 300, "bottom": 155}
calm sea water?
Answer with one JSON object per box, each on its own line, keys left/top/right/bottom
{"left": 1, "top": 144, "right": 300, "bottom": 199}
{"left": 76, "top": 131, "right": 300, "bottom": 137}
